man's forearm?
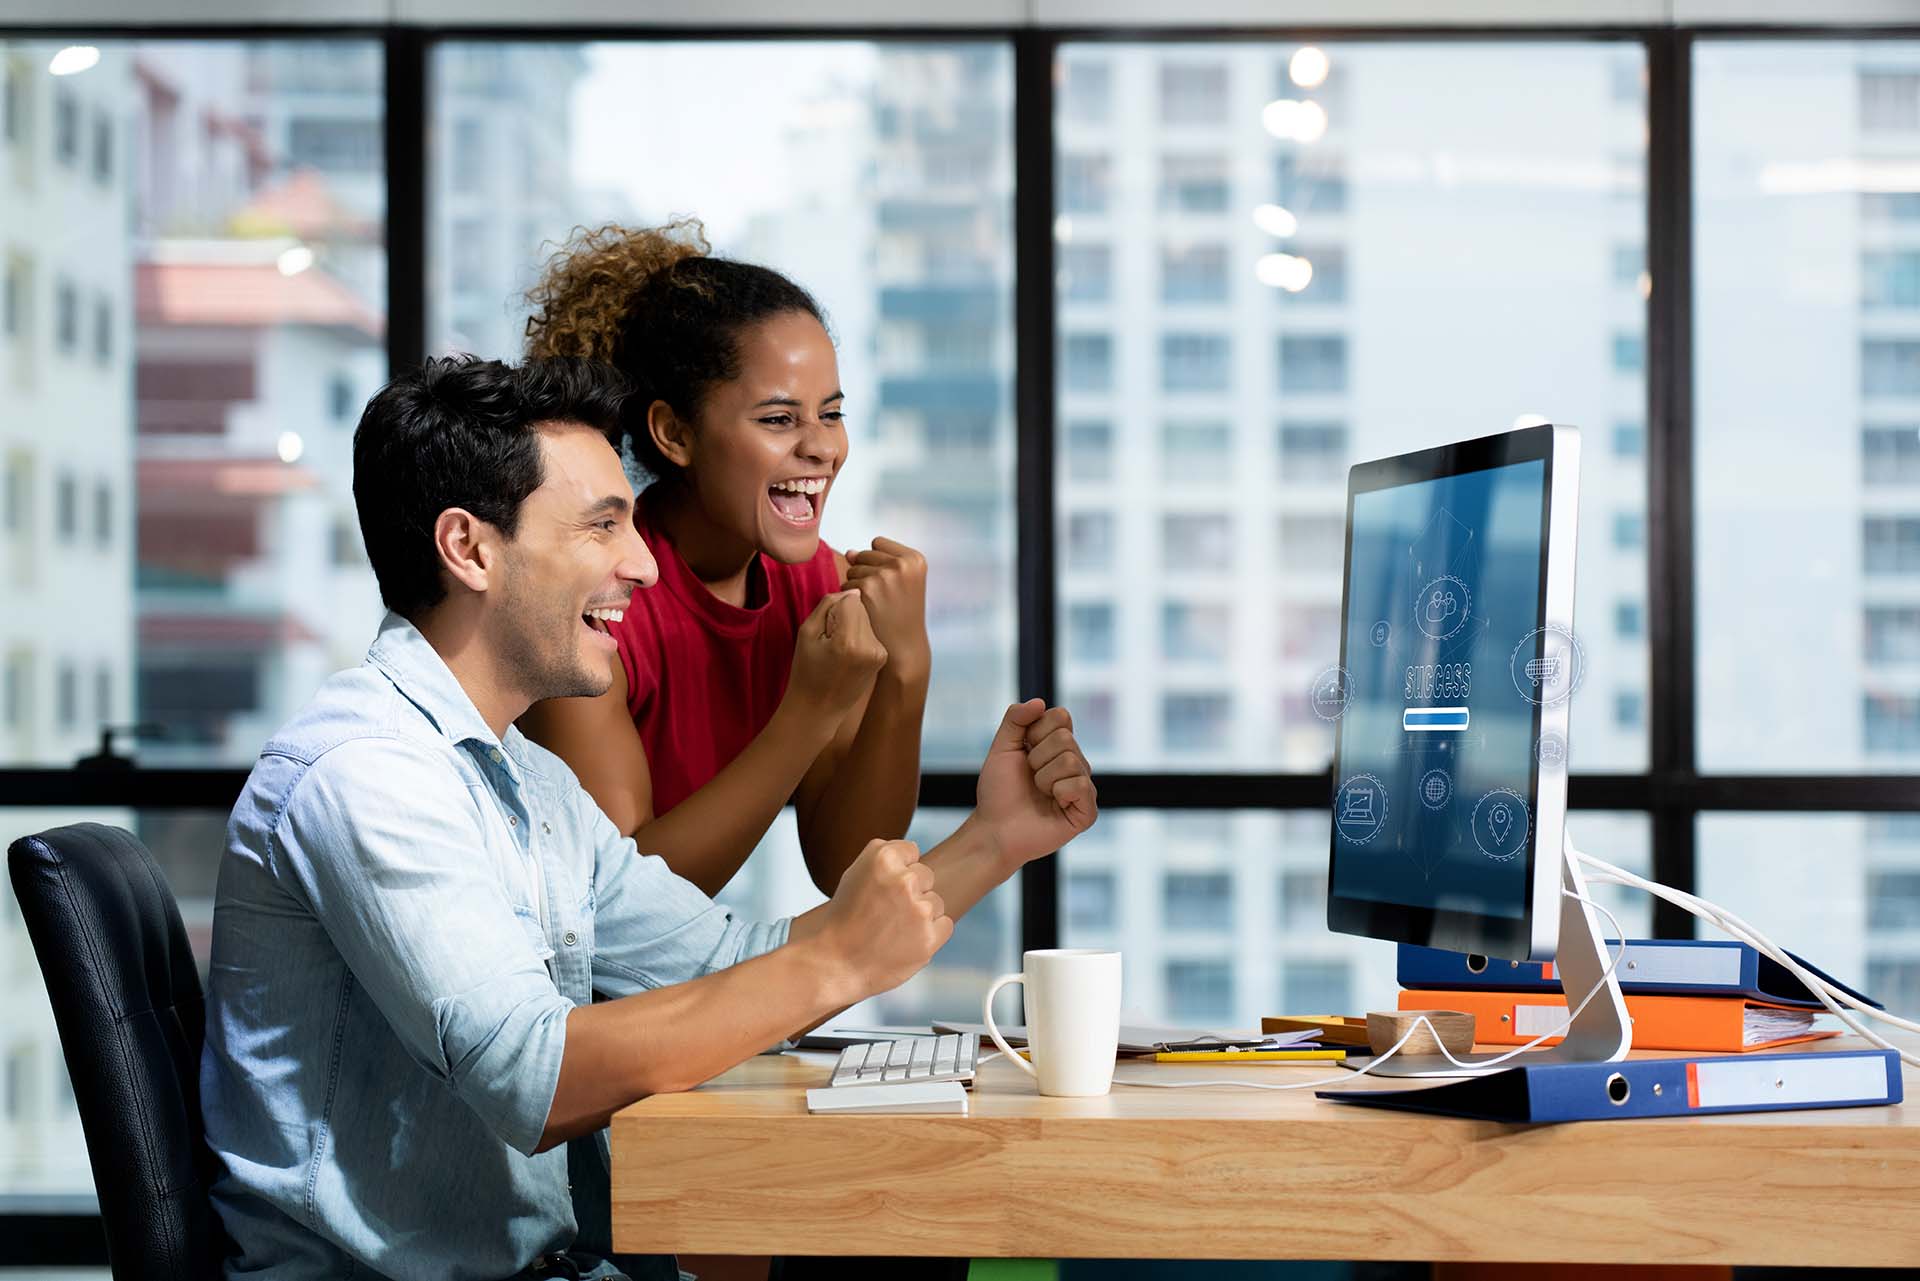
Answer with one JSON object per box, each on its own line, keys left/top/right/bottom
{"left": 539, "top": 931, "right": 854, "bottom": 1151}
{"left": 797, "top": 667, "right": 927, "bottom": 891}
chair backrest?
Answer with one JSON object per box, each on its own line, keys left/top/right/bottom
{"left": 7, "top": 822, "right": 227, "bottom": 1280}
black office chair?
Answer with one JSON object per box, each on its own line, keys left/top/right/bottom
{"left": 7, "top": 822, "right": 228, "bottom": 1280}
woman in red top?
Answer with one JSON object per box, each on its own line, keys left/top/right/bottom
{"left": 519, "top": 221, "right": 931, "bottom": 898}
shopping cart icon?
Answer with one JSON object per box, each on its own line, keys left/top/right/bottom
{"left": 1524, "top": 654, "right": 1564, "bottom": 687}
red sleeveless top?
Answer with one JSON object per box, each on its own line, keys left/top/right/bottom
{"left": 606, "top": 493, "right": 843, "bottom": 817}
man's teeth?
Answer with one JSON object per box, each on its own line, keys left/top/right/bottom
{"left": 771, "top": 478, "right": 827, "bottom": 495}
{"left": 585, "top": 607, "right": 624, "bottom": 623}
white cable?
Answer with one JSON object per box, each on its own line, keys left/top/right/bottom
{"left": 1574, "top": 851, "right": 1920, "bottom": 1069}
{"left": 1114, "top": 888, "right": 1631, "bottom": 1092}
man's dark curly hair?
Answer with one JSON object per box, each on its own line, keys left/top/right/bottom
{"left": 351, "top": 355, "right": 631, "bottom": 619}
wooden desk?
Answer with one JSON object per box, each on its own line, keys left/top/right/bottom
{"left": 610, "top": 1043, "right": 1920, "bottom": 1267}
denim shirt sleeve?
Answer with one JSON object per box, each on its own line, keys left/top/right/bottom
{"left": 581, "top": 793, "right": 791, "bottom": 998}
{"left": 274, "top": 738, "right": 571, "bottom": 1158}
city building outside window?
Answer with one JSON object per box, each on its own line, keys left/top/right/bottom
{"left": 1160, "top": 331, "right": 1230, "bottom": 392}
{"left": 1863, "top": 425, "right": 1920, "bottom": 482}
{"left": 1278, "top": 333, "right": 1346, "bottom": 392}
{"left": 1162, "top": 691, "right": 1231, "bottom": 753}
{"left": 1061, "top": 59, "right": 1111, "bottom": 123}
{"left": 1163, "top": 871, "right": 1232, "bottom": 931}
{"left": 1064, "top": 418, "right": 1112, "bottom": 481}
{"left": 53, "top": 278, "right": 77, "bottom": 354}
{"left": 1059, "top": 242, "right": 1111, "bottom": 303}
{"left": 1281, "top": 959, "right": 1353, "bottom": 1014}
{"left": 1162, "top": 601, "right": 1231, "bottom": 664}
{"left": 1065, "top": 870, "right": 1118, "bottom": 932}
{"left": 52, "top": 85, "right": 77, "bottom": 166}
{"left": 1863, "top": 339, "right": 1920, "bottom": 396}
{"left": 1864, "top": 250, "right": 1920, "bottom": 308}
{"left": 1162, "top": 511, "right": 1234, "bottom": 571}
{"left": 1059, "top": 151, "right": 1112, "bottom": 214}
{"left": 1160, "top": 420, "right": 1231, "bottom": 483}
{"left": 1277, "top": 420, "right": 1346, "bottom": 481}
{"left": 1164, "top": 959, "right": 1234, "bottom": 1022}
{"left": 1062, "top": 331, "right": 1113, "bottom": 392}
{"left": 1861, "top": 69, "right": 1920, "bottom": 131}
{"left": 1067, "top": 509, "right": 1116, "bottom": 571}
{"left": 1158, "top": 152, "right": 1230, "bottom": 213}
{"left": 1159, "top": 63, "right": 1228, "bottom": 126}
{"left": 1160, "top": 241, "right": 1229, "bottom": 304}
{"left": 1066, "top": 600, "right": 1116, "bottom": 663}
{"left": 53, "top": 472, "right": 74, "bottom": 544}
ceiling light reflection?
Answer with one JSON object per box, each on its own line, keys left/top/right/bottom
{"left": 1255, "top": 252, "right": 1313, "bottom": 293}
{"left": 1252, "top": 204, "right": 1298, "bottom": 237}
{"left": 1289, "top": 47, "right": 1330, "bottom": 89}
{"left": 49, "top": 46, "right": 100, "bottom": 77}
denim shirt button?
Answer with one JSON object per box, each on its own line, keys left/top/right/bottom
{"left": 541, "top": 822, "right": 552, "bottom": 835}
{"left": 507, "top": 815, "right": 518, "bottom": 827}
{"left": 563, "top": 931, "right": 578, "bottom": 947}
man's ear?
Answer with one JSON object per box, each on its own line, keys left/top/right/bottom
{"left": 433, "top": 507, "right": 498, "bottom": 596}
{"left": 647, "top": 399, "right": 695, "bottom": 470}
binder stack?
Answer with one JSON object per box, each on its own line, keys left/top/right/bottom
{"left": 1394, "top": 939, "right": 1881, "bottom": 1053}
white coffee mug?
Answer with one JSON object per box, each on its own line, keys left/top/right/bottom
{"left": 982, "top": 948, "right": 1122, "bottom": 1097}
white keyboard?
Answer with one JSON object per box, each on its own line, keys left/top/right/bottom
{"left": 828, "top": 1032, "right": 979, "bottom": 1089}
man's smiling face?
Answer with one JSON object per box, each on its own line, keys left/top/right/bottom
{"left": 491, "top": 420, "right": 658, "bottom": 701}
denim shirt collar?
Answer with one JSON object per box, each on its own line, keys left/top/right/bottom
{"left": 364, "top": 611, "right": 531, "bottom": 787}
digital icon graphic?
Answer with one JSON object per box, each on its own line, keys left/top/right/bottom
{"left": 1509, "top": 624, "right": 1586, "bottom": 707}
{"left": 1310, "top": 665, "right": 1353, "bottom": 721}
{"left": 1414, "top": 574, "right": 1472, "bottom": 641}
{"left": 1333, "top": 774, "right": 1389, "bottom": 844}
{"left": 1536, "top": 731, "right": 1568, "bottom": 768}
{"left": 1419, "top": 768, "right": 1453, "bottom": 810}
{"left": 1470, "top": 788, "right": 1530, "bottom": 862}
{"left": 1371, "top": 619, "right": 1391, "bottom": 648}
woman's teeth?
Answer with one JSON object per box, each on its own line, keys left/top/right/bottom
{"left": 771, "top": 478, "right": 827, "bottom": 495}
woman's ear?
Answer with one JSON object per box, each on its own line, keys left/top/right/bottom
{"left": 647, "top": 400, "right": 695, "bottom": 470}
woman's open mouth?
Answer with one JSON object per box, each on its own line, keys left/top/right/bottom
{"left": 767, "top": 476, "right": 827, "bottom": 528}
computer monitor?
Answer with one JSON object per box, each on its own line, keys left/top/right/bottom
{"left": 1323, "top": 423, "right": 1629, "bottom": 1076}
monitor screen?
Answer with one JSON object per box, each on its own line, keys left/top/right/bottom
{"left": 1326, "top": 434, "right": 1558, "bottom": 959}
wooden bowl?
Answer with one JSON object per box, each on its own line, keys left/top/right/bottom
{"left": 1366, "top": 1009, "right": 1476, "bottom": 1058}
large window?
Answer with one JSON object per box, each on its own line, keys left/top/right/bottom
{"left": 428, "top": 42, "right": 1017, "bottom": 770}
{"left": 6, "top": 21, "right": 1919, "bottom": 1260}
{"left": 1697, "top": 41, "right": 1920, "bottom": 774}
{"left": 1055, "top": 41, "right": 1649, "bottom": 775}
{"left": 0, "top": 39, "right": 387, "bottom": 773}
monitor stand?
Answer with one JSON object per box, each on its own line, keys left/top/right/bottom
{"left": 1338, "top": 831, "right": 1631, "bottom": 1078}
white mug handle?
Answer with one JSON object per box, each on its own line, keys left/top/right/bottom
{"left": 982, "top": 971, "right": 1034, "bottom": 1078}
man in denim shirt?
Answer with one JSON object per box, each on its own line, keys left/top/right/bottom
{"left": 200, "top": 358, "right": 1098, "bottom": 1280}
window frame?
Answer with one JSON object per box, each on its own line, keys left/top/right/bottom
{"left": 5, "top": 17, "right": 1920, "bottom": 1263}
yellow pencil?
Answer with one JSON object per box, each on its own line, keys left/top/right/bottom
{"left": 1152, "top": 1048, "right": 1347, "bottom": 1063}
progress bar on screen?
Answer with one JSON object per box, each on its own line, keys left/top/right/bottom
{"left": 1403, "top": 707, "right": 1469, "bottom": 732}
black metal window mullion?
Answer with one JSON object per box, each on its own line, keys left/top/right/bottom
{"left": 385, "top": 29, "right": 428, "bottom": 375}
{"left": 1645, "top": 28, "right": 1699, "bottom": 940}
{"left": 1013, "top": 27, "right": 1061, "bottom": 957}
